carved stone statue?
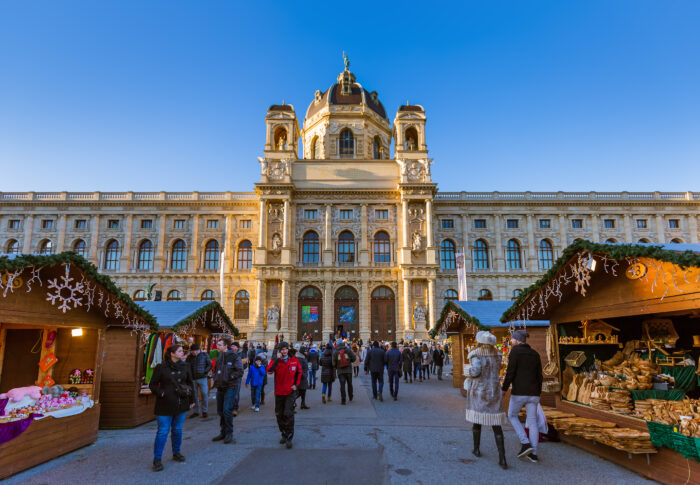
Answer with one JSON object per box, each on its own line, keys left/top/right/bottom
{"left": 271, "top": 233, "right": 282, "bottom": 251}
{"left": 413, "top": 302, "right": 427, "bottom": 323}
{"left": 266, "top": 304, "right": 280, "bottom": 324}
{"left": 258, "top": 157, "right": 268, "bottom": 175}
{"left": 276, "top": 136, "right": 286, "bottom": 150}
{"left": 406, "top": 160, "right": 425, "bottom": 181}
{"left": 412, "top": 231, "right": 423, "bottom": 251}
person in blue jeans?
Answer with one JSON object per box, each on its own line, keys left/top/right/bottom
{"left": 148, "top": 344, "right": 194, "bottom": 472}
{"left": 319, "top": 344, "right": 335, "bottom": 403}
{"left": 212, "top": 337, "right": 243, "bottom": 444}
{"left": 245, "top": 356, "right": 266, "bottom": 411}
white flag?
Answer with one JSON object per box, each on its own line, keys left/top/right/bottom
{"left": 219, "top": 249, "right": 225, "bottom": 303}
{"left": 456, "top": 250, "right": 467, "bottom": 301}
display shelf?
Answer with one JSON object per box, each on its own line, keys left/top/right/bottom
{"left": 559, "top": 342, "right": 620, "bottom": 346}
{"left": 59, "top": 384, "right": 94, "bottom": 389}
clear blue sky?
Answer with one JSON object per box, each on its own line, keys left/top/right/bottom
{"left": 1, "top": 1, "right": 698, "bottom": 192}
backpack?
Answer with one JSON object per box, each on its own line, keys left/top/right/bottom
{"left": 339, "top": 349, "right": 350, "bottom": 368}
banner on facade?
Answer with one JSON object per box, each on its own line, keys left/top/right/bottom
{"left": 301, "top": 305, "right": 319, "bottom": 324}
{"left": 456, "top": 250, "right": 467, "bottom": 301}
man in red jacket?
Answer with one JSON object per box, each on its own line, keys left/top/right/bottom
{"left": 267, "top": 341, "right": 301, "bottom": 449}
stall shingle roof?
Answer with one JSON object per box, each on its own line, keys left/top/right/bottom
{"left": 139, "top": 301, "right": 237, "bottom": 334}
{"left": 430, "top": 300, "right": 548, "bottom": 337}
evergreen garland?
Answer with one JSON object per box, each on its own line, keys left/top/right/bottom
{"left": 169, "top": 300, "right": 238, "bottom": 335}
{"left": 429, "top": 300, "right": 489, "bottom": 338}
{"left": 501, "top": 240, "right": 700, "bottom": 323}
{"left": 0, "top": 252, "right": 158, "bottom": 329}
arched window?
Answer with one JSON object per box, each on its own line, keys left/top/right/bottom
{"left": 511, "top": 289, "right": 522, "bottom": 300}
{"left": 373, "top": 231, "right": 391, "bottom": 263}
{"left": 201, "top": 289, "right": 216, "bottom": 301}
{"left": 372, "top": 286, "right": 394, "bottom": 299}
{"left": 204, "top": 240, "right": 219, "bottom": 270}
{"left": 506, "top": 239, "right": 521, "bottom": 269}
{"left": 440, "top": 239, "right": 456, "bottom": 269}
{"left": 605, "top": 238, "right": 618, "bottom": 244}
{"left": 302, "top": 231, "right": 319, "bottom": 264}
{"left": 339, "top": 128, "right": 354, "bottom": 156}
{"left": 171, "top": 239, "right": 186, "bottom": 270}
{"left": 237, "top": 240, "right": 252, "bottom": 269}
{"left": 133, "top": 289, "right": 146, "bottom": 301}
{"left": 310, "top": 136, "right": 320, "bottom": 159}
{"left": 538, "top": 239, "right": 554, "bottom": 270}
{"left": 72, "top": 239, "right": 87, "bottom": 258}
{"left": 671, "top": 238, "right": 684, "bottom": 244}
{"left": 105, "top": 240, "right": 120, "bottom": 270}
{"left": 443, "top": 289, "right": 458, "bottom": 304}
{"left": 234, "top": 290, "right": 250, "bottom": 319}
{"left": 478, "top": 289, "right": 493, "bottom": 301}
{"left": 167, "top": 290, "right": 181, "bottom": 301}
{"left": 638, "top": 238, "right": 650, "bottom": 243}
{"left": 373, "top": 136, "right": 382, "bottom": 159}
{"left": 39, "top": 239, "right": 53, "bottom": 255}
{"left": 404, "top": 127, "right": 418, "bottom": 150}
{"left": 299, "top": 286, "right": 322, "bottom": 299}
{"left": 274, "top": 127, "right": 287, "bottom": 150}
{"left": 473, "top": 239, "right": 489, "bottom": 269}
{"left": 338, "top": 230, "right": 355, "bottom": 263}
{"left": 6, "top": 239, "right": 20, "bottom": 255}
{"left": 137, "top": 239, "right": 153, "bottom": 270}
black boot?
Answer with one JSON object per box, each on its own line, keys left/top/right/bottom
{"left": 494, "top": 429, "right": 508, "bottom": 470}
{"left": 472, "top": 427, "right": 481, "bottom": 457}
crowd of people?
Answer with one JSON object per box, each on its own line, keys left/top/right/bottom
{"left": 147, "top": 330, "right": 543, "bottom": 473}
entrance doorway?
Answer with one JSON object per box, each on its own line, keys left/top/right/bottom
{"left": 334, "top": 286, "right": 359, "bottom": 339}
{"left": 371, "top": 286, "right": 395, "bottom": 341}
{"left": 297, "top": 286, "right": 322, "bottom": 341}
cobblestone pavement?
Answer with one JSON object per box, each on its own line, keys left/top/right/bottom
{"left": 7, "top": 364, "right": 652, "bottom": 485}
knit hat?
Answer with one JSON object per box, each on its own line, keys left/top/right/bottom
{"left": 476, "top": 331, "right": 496, "bottom": 346}
{"left": 190, "top": 344, "right": 200, "bottom": 351}
{"left": 278, "top": 341, "right": 289, "bottom": 349}
{"left": 511, "top": 329, "right": 529, "bottom": 343}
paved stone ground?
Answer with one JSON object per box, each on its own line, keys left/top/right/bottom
{"left": 7, "top": 364, "right": 652, "bottom": 485}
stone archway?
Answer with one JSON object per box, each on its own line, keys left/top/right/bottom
{"left": 371, "top": 286, "right": 395, "bottom": 341}
{"left": 297, "top": 286, "right": 322, "bottom": 341}
{"left": 334, "top": 285, "right": 359, "bottom": 339}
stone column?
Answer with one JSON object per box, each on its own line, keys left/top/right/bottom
{"left": 122, "top": 214, "right": 133, "bottom": 272}
{"left": 323, "top": 280, "right": 333, "bottom": 338}
{"left": 526, "top": 214, "right": 536, "bottom": 271}
{"left": 656, "top": 214, "right": 665, "bottom": 243}
{"left": 283, "top": 200, "right": 290, "bottom": 247}
{"left": 402, "top": 199, "right": 409, "bottom": 247}
{"left": 324, "top": 204, "right": 331, "bottom": 250}
{"left": 360, "top": 204, "right": 368, "bottom": 250}
{"left": 427, "top": 278, "right": 435, "bottom": 332}
{"left": 255, "top": 279, "right": 265, "bottom": 332}
{"left": 190, "top": 215, "right": 199, "bottom": 272}
{"left": 403, "top": 278, "right": 411, "bottom": 332}
{"left": 281, "top": 279, "right": 290, "bottom": 335}
{"left": 155, "top": 215, "right": 167, "bottom": 272}
{"left": 558, "top": 214, "right": 568, "bottom": 255}
{"left": 258, "top": 200, "right": 267, "bottom": 247}
{"left": 494, "top": 215, "right": 504, "bottom": 271}
{"left": 89, "top": 215, "right": 100, "bottom": 265}
{"left": 224, "top": 215, "right": 233, "bottom": 272}
{"left": 426, "top": 199, "right": 433, "bottom": 247}
{"left": 360, "top": 279, "right": 370, "bottom": 340}
{"left": 590, "top": 214, "right": 600, "bottom": 243}
{"left": 57, "top": 215, "right": 67, "bottom": 252}
{"left": 623, "top": 214, "right": 632, "bottom": 243}
{"left": 689, "top": 214, "right": 698, "bottom": 244}
{"left": 22, "top": 215, "right": 34, "bottom": 254}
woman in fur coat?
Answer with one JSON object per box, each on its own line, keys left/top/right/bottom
{"left": 464, "top": 331, "right": 508, "bottom": 469}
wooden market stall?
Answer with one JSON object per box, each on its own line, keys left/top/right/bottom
{"left": 0, "top": 253, "right": 155, "bottom": 480}
{"left": 501, "top": 240, "right": 700, "bottom": 484}
{"left": 430, "top": 300, "right": 551, "bottom": 404}
{"left": 99, "top": 300, "right": 237, "bottom": 429}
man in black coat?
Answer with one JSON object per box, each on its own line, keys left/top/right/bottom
{"left": 432, "top": 345, "right": 445, "bottom": 380}
{"left": 364, "top": 341, "right": 387, "bottom": 401}
{"left": 385, "top": 341, "right": 403, "bottom": 400}
{"left": 212, "top": 337, "right": 244, "bottom": 444}
{"left": 502, "top": 330, "right": 543, "bottom": 463}
{"left": 401, "top": 344, "right": 413, "bottom": 383}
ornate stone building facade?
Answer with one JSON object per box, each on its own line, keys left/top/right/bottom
{"left": 2, "top": 62, "right": 699, "bottom": 341}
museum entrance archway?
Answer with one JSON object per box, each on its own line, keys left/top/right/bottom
{"left": 298, "top": 286, "right": 322, "bottom": 341}
{"left": 334, "top": 285, "right": 359, "bottom": 339}
{"left": 371, "top": 286, "right": 395, "bottom": 341}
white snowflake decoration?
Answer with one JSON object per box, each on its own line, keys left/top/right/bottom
{"left": 46, "top": 264, "right": 84, "bottom": 313}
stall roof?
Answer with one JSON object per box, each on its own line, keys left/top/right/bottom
{"left": 430, "top": 300, "right": 548, "bottom": 337}
{"left": 501, "top": 240, "right": 700, "bottom": 323}
{"left": 0, "top": 252, "right": 157, "bottom": 329}
{"left": 139, "top": 300, "right": 237, "bottom": 334}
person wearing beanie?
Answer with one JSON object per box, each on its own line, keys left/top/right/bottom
{"left": 502, "top": 328, "right": 543, "bottom": 463}
{"left": 211, "top": 336, "right": 243, "bottom": 444}
{"left": 464, "top": 331, "right": 508, "bottom": 470}
{"left": 289, "top": 347, "right": 310, "bottom": 410}
{"left": 267, "top": 341, "right": 302, "bottom": 449}
{"left": 185, "top": 343, "right": 212, "bottom": 419}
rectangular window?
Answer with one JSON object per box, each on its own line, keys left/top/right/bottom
{"left": 74, "top": 219, "right": 87, "bottom": 229}
{"left": 506, "top": 219, "right": 519, "bottom": 229}
{"left": 571, "top": 219, "right": 583, "bottom": 229}
{"left": 375, "top": 209, "right": 388, "bottom": 220}
{"left": 669, "top": 219, "right": 680, "bottom": 229}
{"left": 141, "top": 219, "right": 153, "bottom": 229}
{"left": 8, "top": 219, "right": 20, "bottom": 230}
{"left": 441, "top": 219, "right": 454, "bottom": 229}
{"left": 604, "top": 219, "right": 615, "bottom": 229}
{"left": 304, "top": 209, "right": 317, "bottom": 220}
{"left": 539, "top": 219, "right": 551, "bottom": 229}
{"left": 240, "top": 219, "right": 252, "bottom": 229}
{"left": 173, "top": 219, "right": 185, "bottom": 229}
{"left": 41, "top": 219, "right": 54, "bottom": 230}
{"left": 108, "top": 219, "right": 120, "bottom": 229}
{"left": 339, "top": 209, "right": 354, "bottom": 220}
{"left": 636, "top": 219, "right": 647, "bottom": 229}
{"left": 206, "top": 219, "right": 219, "bottom": 229}
{"left": 474, "top": 219, "right": 487, "bottom": 229}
